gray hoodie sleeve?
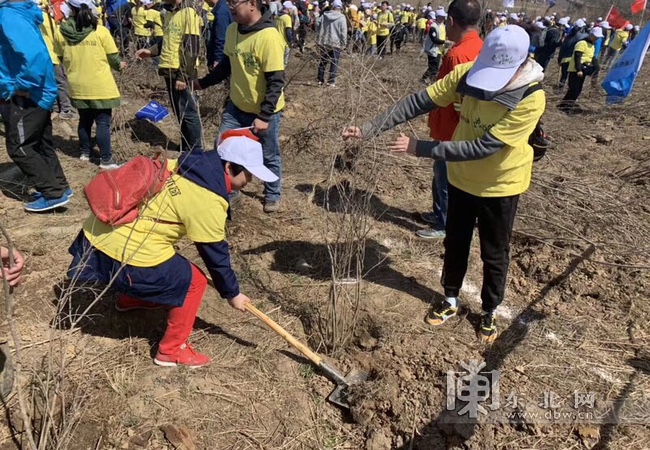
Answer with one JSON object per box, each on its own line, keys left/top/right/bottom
{"left": 414, "top": 132, "right": 506, "bottom": 161}
{"left": 360, "top": 89, "right": 438, "bottom": 138}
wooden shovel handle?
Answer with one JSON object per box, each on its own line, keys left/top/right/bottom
{"left": 244, "top": 303, "right": 323, "bottom": 366}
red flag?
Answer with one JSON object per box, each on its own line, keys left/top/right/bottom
{"left": 607, "top": 7, "right": 628, "bottom": 29}
{"left": 631, "top": 0, "right": 647, "bottom": 14}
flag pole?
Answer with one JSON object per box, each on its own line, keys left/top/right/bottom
{"left": 606, "top": 4, "right": 613, "bottom": 20}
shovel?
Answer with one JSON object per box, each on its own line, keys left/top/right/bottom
{"left": 244, "top": 303, "right": 367, "bottom": 409}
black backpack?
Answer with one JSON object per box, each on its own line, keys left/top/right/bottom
{"left": 457, "top": 77, "right": 551, "bottom": 162}
{"left": 522, "top": 83, "right": 550, "bottom": 162}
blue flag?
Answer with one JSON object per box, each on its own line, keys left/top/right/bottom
{"left": 602, "top": 22, "right": 650, "bottom": 104}
{"left": 546, "top": 0, "right": 556, "bottom": 7}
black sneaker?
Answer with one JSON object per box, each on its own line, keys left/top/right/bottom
{"left": 425, "top": 299, "right": 459, "bottom": 326}
{"left": 478, "top": 311, "right": 498, "bottom": 344}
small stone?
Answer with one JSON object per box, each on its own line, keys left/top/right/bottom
{"left": 295, "top": 258, "right": 312, "bottom": 272}
{"left": 365, "top": 429, "right": 391, "bottom": 450}
{"left": 594, "top": 134, "right": 613, "bottom": 145}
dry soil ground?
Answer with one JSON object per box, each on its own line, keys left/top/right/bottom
{"left": 0, "top": 30, "right": 649, "bottom": 450}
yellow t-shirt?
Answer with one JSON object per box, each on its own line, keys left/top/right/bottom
{"left": 132, "top": 6, "right": 149, "bottom": 36}
{"left": 416, "top": 17, "right": 427, "bottom": 30}
{"left": 146, "top": 9, "right": 164, "bottom": 37}
{"left": 568, "top": 39, "right": 594, "bottom": 72}
{"left": 610, "top": 29, "right": 629, "bottom": 51}
{"left": 275, "top": 13, "right": 292, "bottom": 47}
{"left": 425, "top": 62, "right": 546, "bottom": 197}
{"left": 377, "top": 11, "right": 393, "bottom": 36}
{"left": 59, "top": 25, "right": 120, "bottom": 100}
{"left": 159, "top": 7, "right": 202, "bottom": 70}
{"left": 224, "top": 23, "right": 286, "bottom": 115}
{"left": 366, "top": 21, "right": 377, "bottom": 45}
{"left": 83, "top": 160, "right": 229, "bottom": 267}
{"left": 40, "top": 11, "right": 60, "bottom": 65}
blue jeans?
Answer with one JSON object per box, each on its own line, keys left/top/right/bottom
{"left": 164, "top": 76, "right": 203, "bottom": 152}
{"left": 218, "top": 102, "right": 282, "bottom": 202}
{"left": 78, "top": 108, "right": 112, "bottom": 162}
{"left": 317, "top": 46, "right": 341, "bottom": 84}
{"left": 433, "top": 160, "right": 448, "bottom": 229}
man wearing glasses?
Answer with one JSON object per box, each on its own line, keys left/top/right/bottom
{"left": 195, "top": 0, "right": 286, "bottom": 214}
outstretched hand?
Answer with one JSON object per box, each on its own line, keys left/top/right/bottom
{"left": 387, "top": 133, "right": 416, "bottom": 155}
{"left": 1, "top": 247, "right": 24, "bottom": 287}
{"left": 342, "top": 126, "right": 362, "bottom": 140}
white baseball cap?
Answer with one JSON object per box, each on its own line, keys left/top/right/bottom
{"left": 217, "top": 129, "right": 278, "bottom": 183}
{"left": 635, "top": 25, "right": 640, "bottom": 30}
{"left": 534, "top": 21, "right": 546, "bottom": 29}
{"left": 599, "top": 21, "right": 611, "bottom": 29}
{"left": 282, "top": 0, "right": 293, "bottom": 8}
{"left": 331, "top": 0, "right": 342, "bottom": 7}
{"left": 435, "top": 9, "right": 446, "bottom": 17}
{"left": 466, "top": 25, "right": 530, "bottom": 92}
{"left": 625, "top": 23, "right": 633, "bottom": 30}
{"left": 574, "top": 18, "right": 586, "bottom": 27}
{"left": 590, "top": 27, "right": 603, "bottom": 38}
{"left": 509, "top": 12, "right": 518, "bottom": 21}
{"left": 557, "top": 17, "right": 568, "bottom": 26}
{"left": 597, "top": 16, "right": 602, "bottom": 21}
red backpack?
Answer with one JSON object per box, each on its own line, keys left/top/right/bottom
{"left": 83, "top": 153, "right": 171, "bottom": 226}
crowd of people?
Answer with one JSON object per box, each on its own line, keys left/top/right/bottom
{"left": 0, "top": 0, "right": 645, "bottom": 366}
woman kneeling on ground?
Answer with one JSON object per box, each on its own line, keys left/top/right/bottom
{"left": 67, "top": 130, "right": 278, "bottom": 368}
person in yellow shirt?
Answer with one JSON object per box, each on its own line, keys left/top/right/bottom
{"left": 602, "top": 23, "right": 632, "bottom": 70}
{"left": 37, "top": 0, "right": 76, "bottom": 119}
{"left": 376, "top": 1, "right": 393, "bottom": 57}
{"left": 276, "top": 1, "right": 294, "bottom": 66}
{"left": 343, "top": 25, "right": 546, "bottom": 344}
{"left": 560, "top": 27, "right": 601, "bottom": 112}
{"left": 194, "top": 0, "right": 286, "bottom": 213}
{"left": 416, "top": 14, "right": 427, "bottom": 43}
{"left": 135, "top": 0, "right": 202, "bottom": 152}
{"left": 57, "top": 0, "right": 125, "bottom": 169}
{"left": 131, "top": 0, "right": 150, "bottom": 48}
{"left": 144, "top": 0, "right": 163, "bottom": 52}
{"left": 67, "top": 131, "right": 278, "bottom": 368}
{"left": 365, "top": 13, "right": 378, "bottom": 55}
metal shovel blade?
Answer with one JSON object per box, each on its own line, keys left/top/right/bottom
{"left": 327, "top": 368, "right": 369, "bottom": 409}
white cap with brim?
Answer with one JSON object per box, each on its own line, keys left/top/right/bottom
{"left": 68, "top": 0, "right": 99, "bottom": 15}
{"left": 625, "top": 23, "right": 633, "bottom": 30}
{"left": 466, "top": 25, "right": 530, "bottom": 93}
{"left": 534, "top": 21, "right": 546, "bottom": 29}
{"left": 509, "top": 12, "right": 518, "bottom": 20}
{"left": 60, "top": 2, "right": 72, "bottom": 17}
{"left": 600, "top": 21, "right": 611, "bottom": 29}
{"left": 217, "top": 132, "right": 278, "bottom": 183}
{"left": 590, "top": 27, "right": 603, "bottom": 38}
{"left": 557, "top": 17, "right": 568, "bottom": 26}
{"left": 435, "top": 9, "right": 446, "bottom": 17}
{"left": 574, "top": 18, "right": 586, "bottom": 28}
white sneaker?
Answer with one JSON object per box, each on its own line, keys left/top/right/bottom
{"left": 79, "top": 153, "right": 90, "bottom": 162}
{"left": 99, "top": 160, "right": 120, "bottom": 170}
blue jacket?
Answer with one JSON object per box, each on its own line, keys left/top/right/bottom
{"left": 207, "top": 0, "right": 232, "bottom": 67}
{"left": 0, "top": 0, "right": 57, "bottom": 110}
